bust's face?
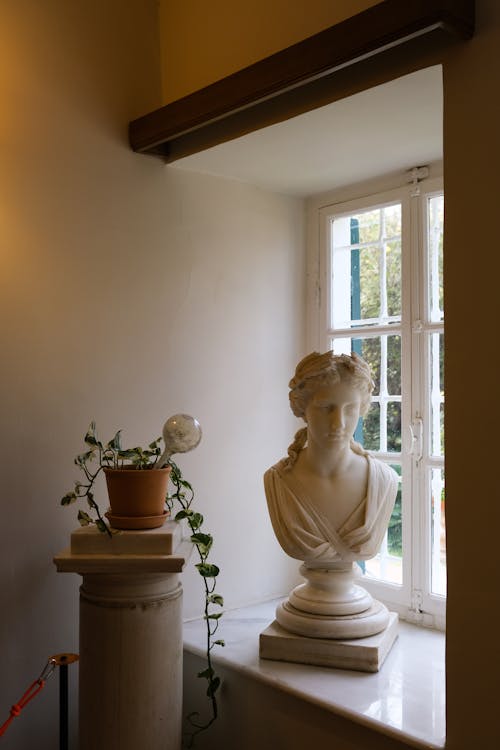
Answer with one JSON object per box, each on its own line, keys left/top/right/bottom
{"left": 304, "top": 379, "right": 362, "bottom": 450}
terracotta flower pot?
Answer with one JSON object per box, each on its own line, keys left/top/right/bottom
{"left": 104, "top": 466, "right": 171, "bottom": 530}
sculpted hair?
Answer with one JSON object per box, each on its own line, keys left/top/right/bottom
{"left": 285, "top": 351, "right": 374, "bottom": 468}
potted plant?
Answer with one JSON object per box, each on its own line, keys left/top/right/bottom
{"left": 61, "top": 422, "right": 170, "bottom": 532}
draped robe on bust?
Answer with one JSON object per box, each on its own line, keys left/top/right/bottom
{"left": 264, "top": 456, "right": 398, "bottom": 566}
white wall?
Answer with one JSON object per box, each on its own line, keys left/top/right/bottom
{"left": 0, "top": 2, "right": 304, "bottom": 747}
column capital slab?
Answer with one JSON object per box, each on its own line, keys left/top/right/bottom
{"left": 54, "top": 522, "right": 191, "bottom": 575}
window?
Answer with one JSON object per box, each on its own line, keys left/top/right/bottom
{"left": 312, "top": 176, "right": 445, "bottom": 626}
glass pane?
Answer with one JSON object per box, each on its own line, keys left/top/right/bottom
{"left": 332, "top": 335, "right": 401, "bottom": 398}
{"left": 354, "top": 336, "right": 380, "bottom": 395}
{"left": 387, "top": 402, "right": 402, "bottom": 452}
{"left": 385, "top": 204, "right": 401, "bottom": 240}
{"left": 387, "top": 466, "right": 403, "bottom": 558}
{"left": 331, "top": 335, "right": 402, "bottom": 454}
{"left": 356, "top": 208, "right": 380, "bottom": 244}
{"left": 331, "top": 203, "right": 401, "bottom": 330}
{"left": 428, "top": 194, "right": 444, "bottom": 322}
{"left": 364, "top": 463, "right": 403, "bottom": 585}
{"left": 362, "top": 403, "right": 380, "bottom": 451}
{"left": 430, "top": 332, "right": 444, "bottom": 457}
{"left": 386, "top": 240, "right": 402, "bottom": 318}
{"left": 387, "top": 335, "right": 401, "bottom": 395}
{"left": 431, "top": 468, "right": 446, "bottom": 596}
{"left": 358, "top": 245, "right": 381, "bottom": 322}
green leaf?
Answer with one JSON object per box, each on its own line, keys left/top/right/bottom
{"left": 117, "top": 448, "right": 139, "bottom": 459}
{"left": 84, "top": 422, "right": 98, "bottom": 446}
{"left": 204, "top": 612, "right": 223, "bottom": 621}
{"left": 95, "top": 519, "right": 108, "bottom": 534}
{"left": 77, "top": 510, "right": 92, "bottom": 526}
{"left": 75, "top": 449, "right": 96, "bottom": 467}
{"left": 174, "top": 509, "right": 192, "bottom": 521}
{"left": 191, "top": 532, "right": 212, "bottom": 545}
{"left": 206, "top": 677, "right": 221, "bottom": 697}
{"left": 195, "top": 563, "right": 220, "bottom": 578}
{"left": 213, "top": 640, "right": 225, "bottom": 647}
{"left": 189, "top": 512, "right": 204, "bottom": 530}
{"left": 148, "top": 438, "right": 162, "bottom": 450}
{"left": 208, "top": 594, "right": 224, "bottom": 606}
{"left": 61, "top": 491, "right": 77, "bottom": 506}
{"left": 106, "top": 430, "right": 122, "bottom": 451}
{"left": 86, "top": 491, "right": 95, "bottom": 508}
{"left": 190, "top": 533, "right": 213, "bottom": 550}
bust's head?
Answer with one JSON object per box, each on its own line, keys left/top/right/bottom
{"left": 289, "top": 351, "right": 374, "bottom": 421}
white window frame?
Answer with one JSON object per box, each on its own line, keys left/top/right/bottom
{"left": 308, "top": 174, "right": 445, "bottom": 628}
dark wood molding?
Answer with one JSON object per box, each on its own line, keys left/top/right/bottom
{"left": 129, "top": 0, "right": 474, "bottom": 162}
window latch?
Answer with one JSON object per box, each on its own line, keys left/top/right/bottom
{"left": 406, "top": 417, "right": 423, "bottom": 464}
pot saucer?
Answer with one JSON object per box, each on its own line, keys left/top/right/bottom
{"left": 105, "top": 510, "right": 169, "bottom": 530}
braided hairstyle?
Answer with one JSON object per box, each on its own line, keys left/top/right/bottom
{"left": 284, "top": 351, "right": 374, "bottom": 469}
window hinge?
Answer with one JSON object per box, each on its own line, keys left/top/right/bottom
{"left": 411, "top": 589, "right": 423, "bottom": 616}
{"left": 407, "top": 166, "right": 429, "bottom": 197}
{"left": 412, "top": 319, "right": 423, "bottom": 334}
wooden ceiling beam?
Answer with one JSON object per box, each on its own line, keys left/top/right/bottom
{"left": 129, "top": 0, "right": 474, "bottom": 162}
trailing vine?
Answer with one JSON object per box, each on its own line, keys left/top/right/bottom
{"left": 167, "top": 460, "right": 224, "bottom": 748}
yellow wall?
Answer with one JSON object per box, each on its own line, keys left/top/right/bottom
{"left": 160, "top": 1, "right": 500, "bottom": 748}
{"left": 159, "top": 0, "right": 380, "bottom": 102}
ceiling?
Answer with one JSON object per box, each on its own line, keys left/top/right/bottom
{"left": 171, "top": 66, "right": 443, "bottom": 198}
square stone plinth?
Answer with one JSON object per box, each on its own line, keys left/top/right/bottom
{"left": 70, "top": 521, "right": 181, "bottom": 555}
{"left": 54, "top": 522, "right": 191, "bottom": 574}
{"left": 259, "top": 613, "right": 398, "bottom": 673}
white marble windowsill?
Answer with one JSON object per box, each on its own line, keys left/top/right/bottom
{"left": 183, "top": 599, "right": 445, "bottom": 750}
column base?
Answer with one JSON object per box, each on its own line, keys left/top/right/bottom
{"left": 260, "top": 612, "right": 398, "bottom": 673}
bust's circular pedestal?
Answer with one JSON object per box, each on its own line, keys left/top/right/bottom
{"left": 289, "top": 563, "right": 373, "bottom": 616}
{"left": 276, "top": 562, "right": 389, "bottom": 639}
{"left": 276, "top": 597, "right": 390, "bottom": 639}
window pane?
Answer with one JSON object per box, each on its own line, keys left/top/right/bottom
{"left": 364, "top": 463, "right": 403, "bottom": 585}
{"left": 388, "top": 467, "right": 403, "bottom": 558}
{"left": 358, "top": 245, "right": 381, "bottom": 322}
{"left": 431, "top": 468, "right": 446, "bottom": 596}
{"left": 332, "top": 335, "right": 402, "bottom": 454}
{"left": 428, "top": 194, "right": 444, "bottom": 322}
{"left": 386, "top": 240, "right": 402, "bottom": 318}
{"left": 362, "top": 402, "right": 380, "bottom": 451}
{"left": 387, "top": 402, "right": 401, "bottom": 452}
{"left": 332, "top": 335, "right": 401, "bottom": 397}
{"left": 387, "top": 335, "right": 401, "bottom": 395}
{"left": 356, "top": 208, "right": 380, "bottom": 244}
{"left": 430, "top": 332, "right": 444, "bottom": 457}
{"left": 331, "top": 203, "right": 401, "bottom": 329}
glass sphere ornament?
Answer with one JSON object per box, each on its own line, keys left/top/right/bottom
{"left": 157, "top": 414, "right": 202, "bottom": 467}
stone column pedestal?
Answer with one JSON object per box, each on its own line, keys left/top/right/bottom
{"left": 54, "top": 523, "right": 191, "bottom": 750}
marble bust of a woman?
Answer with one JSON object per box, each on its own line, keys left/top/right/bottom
{"left": 264, "top": 351, "right": 398, "bottom": 569}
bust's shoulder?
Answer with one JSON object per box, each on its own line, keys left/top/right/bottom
{"left": 264, "top": 459, "right": 288, "bottom": 483}
{"left": 367, "top": 455, "right": 399, "bottom": 492}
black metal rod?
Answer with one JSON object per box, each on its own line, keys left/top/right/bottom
{"left": 59, "top": 663, "right": 68, "bottom": 750}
